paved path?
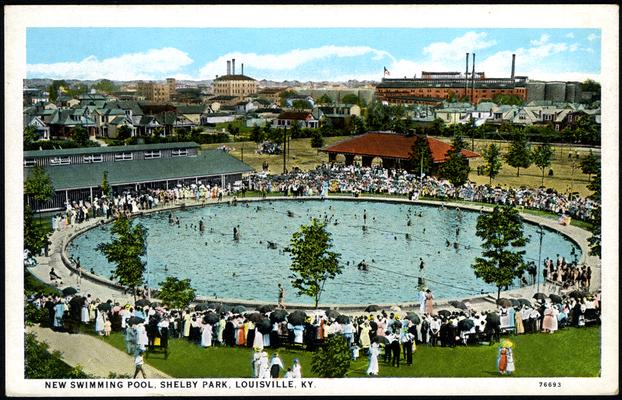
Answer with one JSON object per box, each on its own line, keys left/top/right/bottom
{"left": 27, "top": 324, "right": 170, "bottom": 379}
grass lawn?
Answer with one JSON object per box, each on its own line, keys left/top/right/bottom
{"left": 97, "top": 325, "right": 600, "bottom": 378}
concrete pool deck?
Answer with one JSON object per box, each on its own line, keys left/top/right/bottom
{"left": 28, "top": 194, "right": 601, "bottom": 314}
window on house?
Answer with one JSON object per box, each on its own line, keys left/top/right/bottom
{"left": 83, "top": 155, "right": 103, "bottom": 163}
{"left": 50, "top": 157, "right": 71, "bottom": 165}
{"left": 172, "top": 149, "right": 188, "bottom": 157}
{"left": 115, "top": 152, "right": 133, "bottom": 161}
{"left": 144, "top": 150, "right": 161, "bottom": 159}
{"left": 24, "top": 159, "right": 36, "bottom": 167}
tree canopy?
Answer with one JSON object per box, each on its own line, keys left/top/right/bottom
{"left": 408, "top": 135, "right": 433, "bottom": 178}
{"left": 579, "top": 150, "right": 600, "bottom": 181}
{"left": 439, "top": 134, "right": 471, "bottom": 186}
{"left": 505, "top": 131, "right": 532, "bottom": 177}
{"left": 311, "top": 334, "right": 351, "bottom": 377}
{"left": 24, "top": 205, "right": 49, "bottom": 256}
{"left": 157, "top": 276, "right": 196, "bottom": 310}
{"left": 24, "top": 165, "right": 55, "bottom": 207}
{"left": 472, "top": 206, "right": 529, "bottom": 300}
{"left": 481, "top": 144, "right": 502, "bottom": 185}
{"left": 586, "top": 165, "right": 601, "bottom": 257}
{"left": 532, "top": 143, "right": 554, "bottom": 187}
{"left": 287, "top": 218, "right": 342, "bottom": 308}
{"left": 97, "top": 216, "right": 148, "bottom": 300}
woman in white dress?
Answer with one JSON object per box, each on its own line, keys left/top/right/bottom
{"left": 366, "top": 342, "right": 380, "bottom": 376}
{"left": 95, "top": 309, "right": 105, "bottom": 335}
{"left": 201, "top": 322, "right": 213, "bottom": 348}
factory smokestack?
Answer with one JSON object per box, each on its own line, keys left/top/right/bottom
{"left": 232, "top": 59, "right": 236, "bottom": 75}
{"left": 465, "top": 52, "right": 469, "bottom": 99}
{"left": 227, "top": 60, "right": 231, "bottom": 76}
{"left": 241, "top": 63, "right": 244, "bottom": 76}
{"left": 511, "top": 53, "right": 516, "bottom": 81}
{"left": 471, "top": 53, "right": 476, "bottom": 103}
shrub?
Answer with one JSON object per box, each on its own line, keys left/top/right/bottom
{"left": 311, "top": 334, "right": 351, "bottom": 377}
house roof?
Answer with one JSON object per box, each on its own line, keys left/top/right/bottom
{"left": 278, "top": 111, "right": 314, "bottom": 120}
{"left": 24, "top": 142, "right": 199, "bottom": 158}
{"left": 214, "top": 74, "right": 256, "bottom": 82}
{"left": 24, "top": 149, "right": 254, "bottom": 190}
{"left": 321, "top": 132, "right": 479, "bottom": 163}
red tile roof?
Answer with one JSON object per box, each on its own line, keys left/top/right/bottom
{"left": 278, "top": 111, "right": 314, "bottom": 120}
{"left": 322, "top": 132, "right": 479, "bottom": 163}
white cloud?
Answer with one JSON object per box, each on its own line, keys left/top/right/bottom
{"left": 530, "top": 34, "right": 550, "bottom": 46}
{"left": 565, "top": 32, "right": 575, "bottom": 39}
{"left": 422, "top": 31, "right": 496, "bottom": 61}
{"left": 27, "top": 48, "right": 193, "bottom": 80}
{"left": 478, "top": 36, "right": 581, "bottom": 79}
{"left": 587, "top": 33, "right": 599, "bottom": 42}
{"left": 198, "top": 45, "right": 394, "bottom": 79}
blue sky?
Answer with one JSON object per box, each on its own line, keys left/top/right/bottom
{"left": 26, "top": 28, "right": 601, "bottom": 82}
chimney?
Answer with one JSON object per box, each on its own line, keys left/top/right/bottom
{"left": 471, "top": 53, "right": 476, "bottom": 103}
{"left": 232, "top": 58, "right": 236, "bottom": 75}
{"left": 511, "top": 53, "right": 516, "bottom": 81}
{"left": 227, "top": 60, "right": 231, "bottom": 76}
{"left": 241, "top": 63, "right": 244, "bottom": 76}
{"left": 465, "top": 52, "right": 469, "bottom": 98}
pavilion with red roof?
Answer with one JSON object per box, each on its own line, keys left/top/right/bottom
{"left": 321, "top": 131, "right": 479, "bottom": 171}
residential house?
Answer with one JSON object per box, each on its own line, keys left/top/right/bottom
{"left": 273, "top": 111, "right": 319, "bottom": 129}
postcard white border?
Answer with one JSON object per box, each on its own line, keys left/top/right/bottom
{"left": 4, "top": 4, "right": 619, "bottom": 396}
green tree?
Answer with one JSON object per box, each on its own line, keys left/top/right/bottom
{"left": 311, "top": 334, "right": 351, "bottom": 377}
{"left": 505, "top": 132, "right": 532, "bottom": 177}
{"left": 439, "top": 134, "right": 471, "bottom": 186}
{"left": 481, "top": 143, "right": 502, "bottom": 185}
{"left": 532, "top": 143, "right": 554, "bottom": 187}
{"left": 157, "top": 276, "right": 197, "bottom": 310}
{"left": 70, "top": 125, "right": 90, "bottom": 147}
{"left": 287, "top": 218, "right": 342, "bottom": 308}
{"left": 341, "top": 93, "right": 359, "bottom": 105}
{"left": 292, "top": 99, "right": 312, "bottom": 110}
{"left": 226, "top": 123, "right": 240, "bottom": 139}
{"left": 320, "top": 119, "right": 335, "bottom": 138}
{"left": 25, "top": 333, "right": 91, "bottom": 379}
{"left": 472, "top": 206, "right": 528, "bottom": 300}
{"left": 290, "top": 121, "right": 302, "bottom": 139}
{"left": 408, "top": 135, "right": 434, "bottom": 178}
{"left": 579, "top": 150, "right": 600, "bottom": 182}
{"left": 24, "top": 125, "right": 40, "bottom": 147}
{"left": 24, "top": 165, "right": 55, "bottom": 213}
{"left": 351, "top": 115, "right": 367, "bottom": 135}
{"left": 586, "top": 165, "right": 601, "bottom": 257}
{"left": 92, "top": 79, "right": 118, "bottom": 94}
{"left": 429, "top": 118, "right": 446, "bottom": 136}
{"left": 47, "top": 80, "right": 68, "bottom": 103}
{"left": 492, "top": 94, "right": 524, "bottom": 106}
{"left": 96, "top": 216, "right": 148, "bottom": 301}
{"left": 317, "top": 93, "right": 333, "bottom": 105}
{"left": 310, "top": 130, "right": 324, "bottom": 148}
{"left": 117, "top": 125, "right": 132, "bottom": 141}
{"left": 250, "top": 124, "right": 265, "bottom": 143}
{"left": 24, "top": 204, "right": 48, "bottom": 256}
{"left": 101, "top": 171, "right": 111, "bottom": 198}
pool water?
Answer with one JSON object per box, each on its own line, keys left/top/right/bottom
{"left": 68, "top": 199, "right": 581, "bottom": 305}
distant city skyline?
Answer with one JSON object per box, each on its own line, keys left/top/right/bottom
{"left": 27, "top": 28, "right": 601, "bottom": 83}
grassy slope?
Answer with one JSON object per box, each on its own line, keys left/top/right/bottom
{"left": 98, "top": 325, "right": 599, "bottom": 378}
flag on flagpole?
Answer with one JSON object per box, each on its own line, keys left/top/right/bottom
{"left": 384, "top": 66, "right": 390, "bottom": 77}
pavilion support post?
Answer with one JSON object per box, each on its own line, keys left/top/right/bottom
{"left": 344, "top": 154, "right": 355, "bottom": 166}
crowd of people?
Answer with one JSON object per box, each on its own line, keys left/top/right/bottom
{"left": 246, "top": 164, "right": 598, "bottom": 222}
{"left": 27, "top": 280, "right": 600, "bottom": 378}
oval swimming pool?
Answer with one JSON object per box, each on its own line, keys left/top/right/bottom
{"left": 67, "top": 199, "right": 581, "bottom": 305}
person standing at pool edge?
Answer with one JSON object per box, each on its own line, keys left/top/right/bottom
{"left": 278, "top": 284, "right": 286, "bottom": 309}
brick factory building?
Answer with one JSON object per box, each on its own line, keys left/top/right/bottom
{"left": 376, "top": 53, "right": 528, "bottom": 105}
